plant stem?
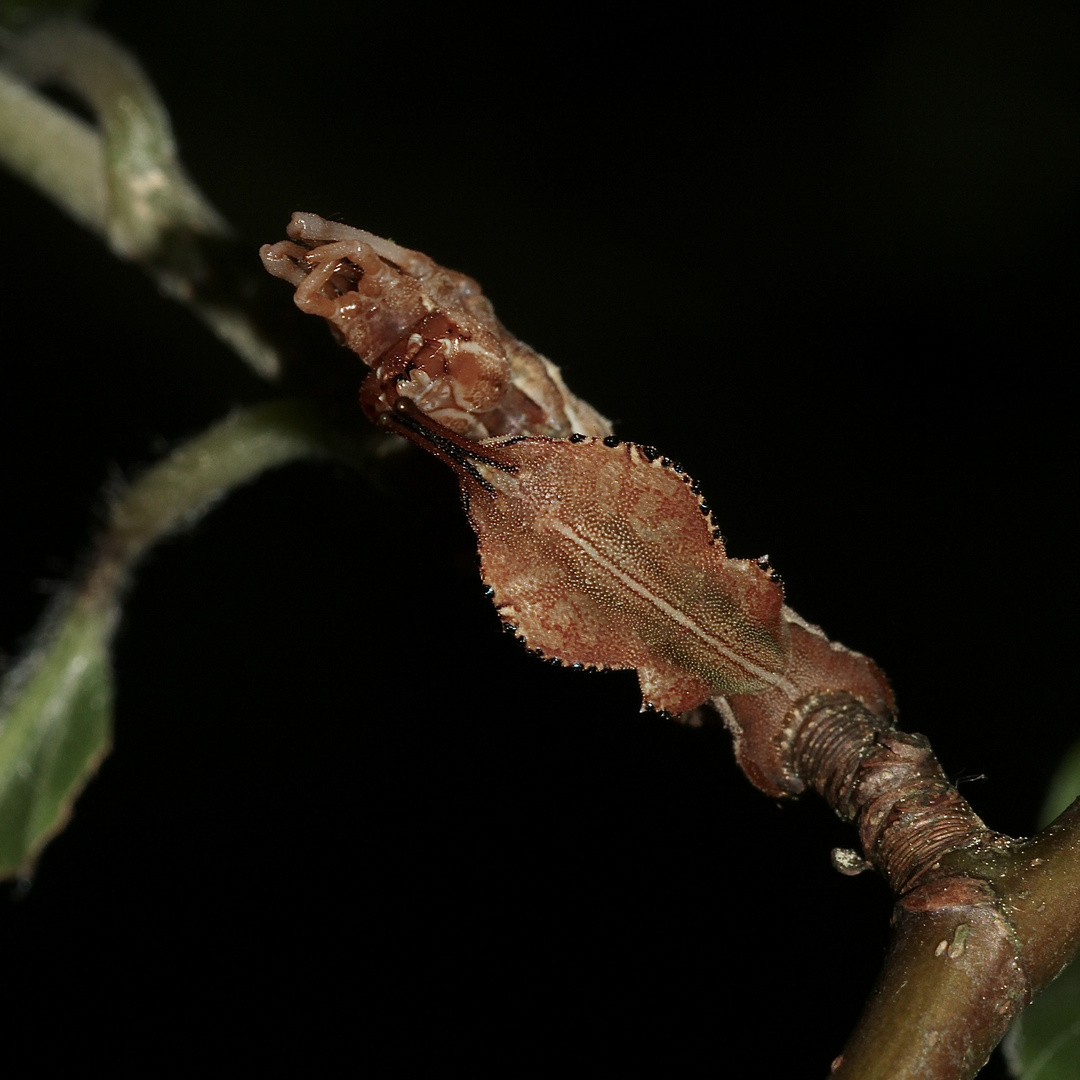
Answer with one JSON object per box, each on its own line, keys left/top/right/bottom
{"left": 789, "top": 694, "right": 1080, "bottom": 1079}
{"left": 0, "top": 400, "right": 359, "bottom": 878}
{"left": 0, "top": 18, "right": 282, "bottom": 380}
{"left": 791, "top": 692, "right": 1007, "bottom": 896}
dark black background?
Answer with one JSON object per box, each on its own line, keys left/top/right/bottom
{"left": 2, "top": 2, "right": 1078, "bottom": 1074}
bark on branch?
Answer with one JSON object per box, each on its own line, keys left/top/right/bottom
{"left": 769, "top": 692, "right": 1080, "bottom": 1079}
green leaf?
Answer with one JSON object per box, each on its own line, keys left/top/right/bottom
{"left": 0, "top": 594, "right": 115, "bottom": 878}
{"left": 1038, "top": 739, "right": 1080, "bottom": 830}
{"left": 1003, "top": 961, "right": 1080, "bottom": 1079}
{"left": 1001, "top": 744, "right": 1080, "bottom": 1077}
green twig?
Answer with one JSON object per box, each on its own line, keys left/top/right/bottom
{"left": 0, "top": 18, "right": 281, "bottom": 379}
{"left": 0, "top": 400, "right": 358, "bottom": 878}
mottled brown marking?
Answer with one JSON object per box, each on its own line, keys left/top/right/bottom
{"left": 387, "top": 403, "right": 790, "bottom": 714}
{"left": 260, "top": 213, "right": 610, "bottom": 439}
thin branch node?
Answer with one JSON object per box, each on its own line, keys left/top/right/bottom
{"left": 791, "top": 694, "right": 1000, "bottom": 894}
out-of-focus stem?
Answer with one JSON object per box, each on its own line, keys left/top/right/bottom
{"left": 0, "top": 64, "right": 105, "bottom": 231}
{"left": 3, "top": 16, "right": 225, "bottom": 257}
{"left": 0, "top": 399, "right": 360, "bottom": 879}
{"left": 0, "top": 19, "right": 282, "bottom": 379}
{"left": 85, "top": 400, "right": 351, "bottom": 606}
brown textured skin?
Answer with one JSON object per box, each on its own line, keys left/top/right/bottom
{"left": 717, "top": 613, "right": 895, "bottom": 797}
{"left": 262, "top": 215, "right": 889, "bottom": 772}
{"left": 386, "top": 405, "right": 790, "bottom": 715}
{"left": 260, "top": 213, "right": 611, "bottom": 439}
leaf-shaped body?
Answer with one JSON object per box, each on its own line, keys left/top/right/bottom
{"left": 388, "top": 408, "right": 790, "bottom": 713}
